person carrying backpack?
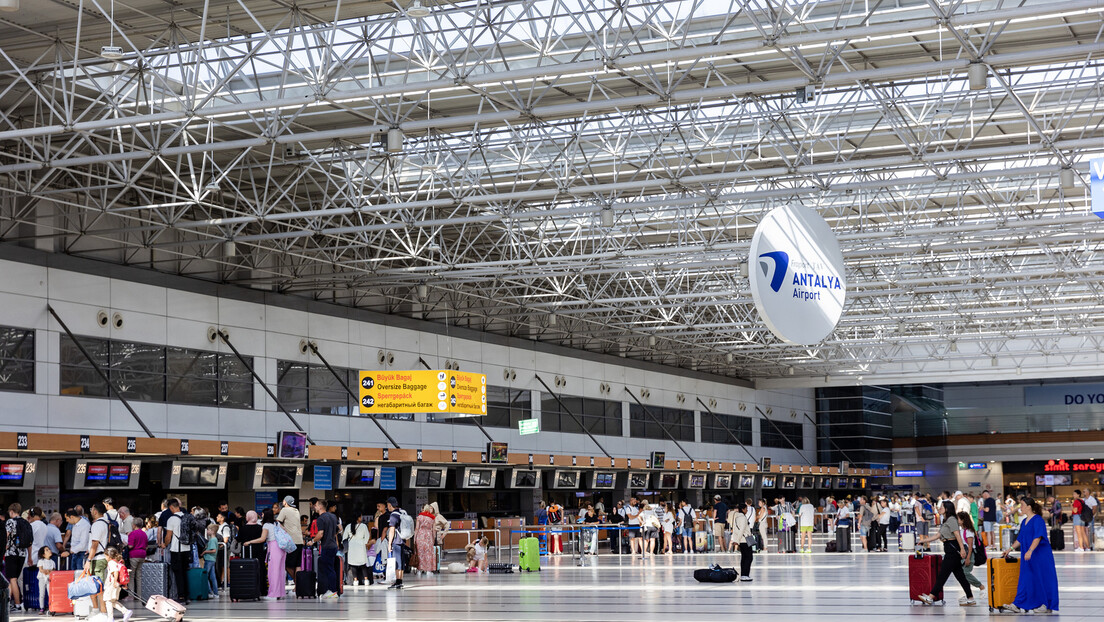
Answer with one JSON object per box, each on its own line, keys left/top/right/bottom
{"left": 6, "top": 503, "right": 33, "bottom": 613}
{"left": 311, "top": 499, "right": 342, "bottom": 599}
{"left": 384, "top": 497, "right": 413, "bottom": 590}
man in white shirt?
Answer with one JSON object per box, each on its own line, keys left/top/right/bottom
{"left": 29, "top": 507, "right": 47, "bottom": 564}
{"left": 118, "top": 506, "right": 136, "bottom": 536}
{"left": 102, "top": 497, "right": 119, "bottom": 523}
{"left": 955, "top": 491, "right": 970, "bottom": 516}
{"left": 1085, "top": 490, "right": 1099, "bottom": 533}
{"left": 798, "top": 498, "right": 815, "bottom": 553}
{"left": 87, "top": 503, "right": 111, "bottom": 616}
{"left": 162, "top": 499, "right": 190, "bottom": 605}
{"left": 624, "top": 498, "right": 641, "bottom": 555}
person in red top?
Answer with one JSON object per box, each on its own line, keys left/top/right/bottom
{"left": 1072, "top": 490, "right": 1088, "bottom": 552}
{"left": 126, "top": 523, "right": 149, "bottom": 599}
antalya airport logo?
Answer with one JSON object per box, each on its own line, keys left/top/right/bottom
{"left": 748, "top": 205, "right": 847, "bottom": 345}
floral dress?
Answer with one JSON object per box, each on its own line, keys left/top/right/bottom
{"left": 414, "top": 512, "right": 437, "bottom": 572}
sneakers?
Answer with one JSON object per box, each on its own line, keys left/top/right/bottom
{"left": 739, "top": 576, "right": 753, "bottom": 582}
{"left": 917, "top": 593, "right": 935, "bottom": 605}
{"left": 387, "top": 582, "right": 404, "bottom": 590}
{"left": 959, "top": 597, "right": 976, "bottom": 606}
{"left": 122, "top": 610, "right": 133, "bottom": 622}
{"left": 999, "top": 604, "right": 1024, "bottom": 613}
{"left": 319, "top": 591, "right": 339, "bottom": 600}
{"left": 1028, "top": 606, "right": 1051, "bottom": 614}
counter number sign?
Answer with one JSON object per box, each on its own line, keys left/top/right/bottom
{"left": 126, "top": 437, "right": 136, "bottom": 453}
{"left": 16, "top": 432, "right": 28, "bottom": 450}
{"left": 220, "top": 441, "right": 229, "bottom": 456}
{"left": 80, "top": 435, "right": 90, "bottom": 451}
{"left": 180, "top": 439, "right": 189, "bottom": 455}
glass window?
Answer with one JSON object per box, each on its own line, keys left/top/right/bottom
{"left": 435, "top": 387, "right": 531, "bottom": 428}
{"left": 541, "top": 394, "right": 622, "bottom": 436}
{"left": 629, "top": 404, "right": 693, "bottom": 441}
{"left": 0, "top": 327, "right": 34, "bottom": 393}
{"left": 60, "top": 335, "right": 252, "bottom": 408}
{"left": 761, "top": 420, "right": 804, "bottom": 450}
{"left": 701, "top": 412, "right": 753, "bottom": 445}
{"left": 275, "top": 360, "right": 350, "bottom": 416}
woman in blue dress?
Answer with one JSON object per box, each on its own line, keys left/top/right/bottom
{"left": 1001, "top": 497, "right": 1059, "bottom": 613}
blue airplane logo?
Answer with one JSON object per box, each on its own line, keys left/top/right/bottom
{"left": 758, "top": 251, "right": 789, "bottom": 293}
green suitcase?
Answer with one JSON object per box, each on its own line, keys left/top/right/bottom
{"left": 187, "top": 567, "right": 210, "bottom": 600}
{"left": 519, "top": 537, "right": 541, "bottom": 572}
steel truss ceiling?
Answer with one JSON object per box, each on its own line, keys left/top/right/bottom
{"left": 1, "top": 0, "right": 1104, "bottom": 387}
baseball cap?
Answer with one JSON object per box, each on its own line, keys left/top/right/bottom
{"left": 714, "top": 495, "right": 721, "bottom": 500}
{"left": 953, "top": 490, "right": 963, "bottom": 497}
{"left": 283, "top": 496, "right": 295, "bottom": 506}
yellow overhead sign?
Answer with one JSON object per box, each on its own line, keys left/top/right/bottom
{"left": 359, "top": 370, "right": 487, "bottom": 416}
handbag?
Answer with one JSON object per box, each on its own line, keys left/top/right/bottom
{"left": 384, "top": 557, "right": 396, "bottom": 584}
{"left": 67, "top": 572, "right": 103, "bottom": 600}
{"left": 273, "top": 522, "right": 297, "bottom": 553}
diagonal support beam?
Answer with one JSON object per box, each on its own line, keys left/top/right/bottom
{"left": 695, "top": 397, "right": 757, "bottom": 464}
{"left": 624, "top": 387, "right": 693, "bottom": 461}
{"left": 309, "top": 342, "right": 400, "bottom": 449}
{"left": 534, "top": 374, "right": 611, "bottom": 459}
{"left": 47, "top": 305, "right": 154, "bottom": 438}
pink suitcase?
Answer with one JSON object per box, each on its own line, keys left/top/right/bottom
{"left": 145, "top": 594, "right": 186, "bottom": 622}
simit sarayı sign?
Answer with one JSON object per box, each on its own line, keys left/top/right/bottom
{"left": 1044, "top": 459, "right": 1104, "bottom": 473}
{"left": 749, "top": 205, "right": 847, "bottom": 345}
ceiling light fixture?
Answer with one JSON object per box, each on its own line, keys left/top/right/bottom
{"left": 386, "top": 128, "right": 403, "bottom": 153}
{"left": 600, "top": 207, "right": 614, "bottom": 228}
{"left": 967, "top": 63, "right": 988, "bottom": 90}
{"left": 406, "top": 0, "right": 431, "bottom": 18}
{"left": 1060, "top": 167, "right": 1076, "bottom": 190}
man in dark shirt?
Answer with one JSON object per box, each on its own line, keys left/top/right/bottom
{"left": 386, "top": 497, "right": 405, "bottom": 590}
{"left": 980, "top": 490, "right": 998, "bottom": 549}
{"left": 311, "top": 499, "right": 340, "bottom": 599}
{"left": 712, "top": 495, "right": 729, "bottom": 549}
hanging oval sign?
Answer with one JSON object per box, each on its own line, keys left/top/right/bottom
{"left": 748, "top": 205, "right": 847, "bottom": 345}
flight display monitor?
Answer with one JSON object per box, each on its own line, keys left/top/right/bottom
{"left": 253, "top": 464, "right": 303, "bottom": 490}
{"left": 656, "top": 472, "right": 679, "bottom": 489}
{"left": 782, "top": 475, "right": 797, "bottom": 489}
{"left": 338, "top": 466, "right": 381, "bottom": 489}
{"left": 650, "top": 452, "right": 666, "bottom": 469}
{"left": 72, "top": 460, "right": 139, "bottom": 490}
{"left": 737, "top": 474, "right": 755, "bottom": 489}
{"left": 0, "top": 460, "right": 35, "bottom": 489}
{"left": 819, "top": 476, "right": 833, "bottom": 489}
{"left": 410, "top": 467, "right": 447, "bottom": 488}
{"left": 552, "top": 470, "right": 580, "bottom": 489}
{"left": 712, "top": 474, "right": 732, "bottom": 489}
{"left": 462, "top": 467, "right": 497, "bottom": 489}
{"left": 836, "top": 477, "right": 849, "bottom": 489}
{"left": 686, "top": 474, "right": 706, "bottom": 489}
{"left": 761, "top": 475, "right": 777, "bottom": 489}
{"left": 509, "top": 469, "right": 540, "bottom": 488}
{"left": 168, "top": 462, "right": 227, "bottom": 489}
{"left": 487, "top": 442, "right": 508, "bottom": 464}
{"left": 629, "top": 472, "right": 650, "bottom": 489}
{"left": 590, "top": 471, "right": 617, "bottom": 489}
{"left": 799, "top": 475, "right": 815, "bottom": 489}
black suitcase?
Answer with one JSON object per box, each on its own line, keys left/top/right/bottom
{"left": 693, "top": 566, "right": 738, "bottom": 583}
{"left": 295, "top": 571, "right": 316, "bottom": 599}
{"left": 1050, "top": 528, "right": 1064, "bottom": 551}
{"left": 778, "top": 529, "right": 797, "bottom": 553}
{"left": 836, "top": 526, "right": 852, "bottom": 552}
{"left": 229, "top": 558, "right": 262, "bottom": 602}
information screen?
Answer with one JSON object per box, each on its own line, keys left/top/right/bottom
{"left": 347, "top": 468, "right": 376, "bottom": 487}
{"left": 688, "top": 474, "right": 705, "bottom": 488}
{"left": 0, "top": 463, "right": 24, "bottom": 487}
{"left": 595, "top": 472, "right": 615, "bottom": 487}
{"left": 738, "top": 474, "right": 755, "bottom": 489}
{"left": 761, "top": 475, "right": 776, "bottom": 489}
{"left": 513, "top": 470, "right": 538, "bottom": 487}
{"left": 629, "top": 473, "right": 649, "bottom": 488}
{"left": 415, "top": 469, "right": 442, "bottom": 487}
{"left": 85, "top": 464, "right": 131, "bottom": 487}
{"left": 260, "top": 466, "right": 298, "bottom": 487}
{"left": 179, "top": 465, "right": 220, "bottom": 487}
{"left": 659, "top": 473, "right": 678, "bottom": 488}
{"left": 467, "top": 469, "right": 493, "bottom": 487}
{"left": 277, "top": 431, "right": 308, "bottom": 459}
{"left": 555, "top": 471, "right": 578, "bottom": 488}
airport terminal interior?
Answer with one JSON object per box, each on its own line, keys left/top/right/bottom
{"left": 0, "top": 0, "right": 1103, "bottom": 619}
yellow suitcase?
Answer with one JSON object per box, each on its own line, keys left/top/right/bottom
{"left": 987, "top": 556, "right": 1020, "bottom": 611}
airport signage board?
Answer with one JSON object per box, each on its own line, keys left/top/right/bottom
{"left": 748, "top": 205, "right": 847, "bottom": 345}
{"left": 313, "top": 466, "right": 333, "bottom": 491}
{"left": 359, "top": 370, "right": 487, "bottom": 416}
{"left": 1091, "top": 157, "right": 1104, "bottom": 219}
{"left": 1024, "top": 383, "right": 1104, "bottom": 406}
{"left": 958, "top": 462, "right": 988, "bottom": 470}
{"left": 894, "top": 470, "right": 924, "bottom": 478}
{"left": 518, "top": 418, "right": 540, "bottom": 435}
{"left": 1043, "top": 459, "right": 1104, "bottom": 473}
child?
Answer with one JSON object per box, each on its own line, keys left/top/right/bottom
{"left": 102, "top": 547, "right": 132, "bottom": 622}
{"left": 36, "top": 546, "right": 54, "bottom": 613}
{"left": 466, "top": 536, "right": 489, "bottom": 573}
{"left": 202, "top": 523, "right": 219, "bottom": 599}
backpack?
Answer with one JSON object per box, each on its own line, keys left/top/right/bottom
{"left": 98, "top": 517, "right": 123, "bottom": 551}
{"left": 396, "top": 510, "right": 415, "bottom": 541}
{"left": 116, "top": 563, "right": 130, "bottom": 586}
{"left": 177, "top": 513, "right": 199, "bottom": 547}
{"left": 13, "top": 517, "right": 33, "bottom": 550}
{"left": 1082, "top": 503, "right": 1094, "bottom": 522}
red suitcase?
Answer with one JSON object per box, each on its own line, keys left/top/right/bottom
{"left": 48, "top": 570, "right": 77, "bottom": 615}
{"left": 909, "top": 553, "right": 944, "bottom": 604}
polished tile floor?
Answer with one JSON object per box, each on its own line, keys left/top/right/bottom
{"left": 18, "top": 542, "right": 1098, "bottom": 622}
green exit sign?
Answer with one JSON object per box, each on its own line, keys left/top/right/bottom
{"left": 518, "top": 419, "right": 540, "bottom": 435}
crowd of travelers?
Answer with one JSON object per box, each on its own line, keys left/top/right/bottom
{"left": 0, "top": 487, "right": 1081, "bottom": 617}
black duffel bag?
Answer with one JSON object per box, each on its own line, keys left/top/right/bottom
{"left": 693, "top": 565, "right": 738, "bottom": 583}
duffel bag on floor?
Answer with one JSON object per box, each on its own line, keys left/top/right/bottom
{"left": 693, "top": 565, "right": 738, "bottom": 583}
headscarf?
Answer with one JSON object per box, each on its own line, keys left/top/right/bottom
{"left": 245, "top": 510, "right": 258, "bottom": 525}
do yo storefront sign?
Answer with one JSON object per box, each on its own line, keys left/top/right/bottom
{"left": 749, "top": 205, "right": 847, "bottom": 345}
